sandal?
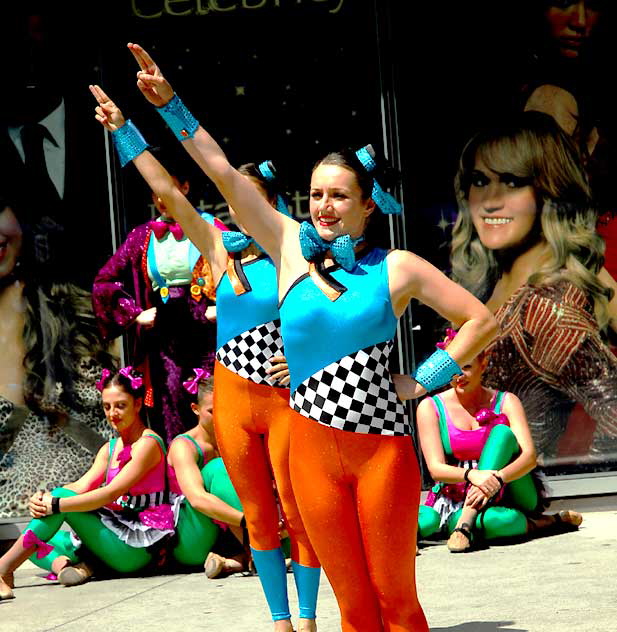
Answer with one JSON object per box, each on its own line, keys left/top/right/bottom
{"left": 57, "top": 562, "right": 94, "bottom": 587}
{"left": 204, "top": 552, "right": 247, "bottom": 579}
{"left": 447, "top": 525, "right": 473, "bottom": 553}
{"left": 0, "top": 573, "right": 15, "bottom": 601}
{"left": 554, "top": 510, "right": 583, "bottom": 531}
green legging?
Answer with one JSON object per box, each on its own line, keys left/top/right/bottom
{"left": 172, "top": 457, "right": 243, "bottom": 567}
{"left": 28, "top": 458, "right": 244, "bottom": 573}
{"left": 419, "top": 424, "right": 539, "bottom": 540}
{"left": 28, "top": 530, "right": 81, "bottom": 573}
{"left": 26, "top": 488, "right": 153, "bottom": 574}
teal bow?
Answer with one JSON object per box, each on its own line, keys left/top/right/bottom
{"left": 222, "top": 231, "right": 264, "bottom": 253}
{"left": 299, "top": 222, "right": 363, "bottom": 272}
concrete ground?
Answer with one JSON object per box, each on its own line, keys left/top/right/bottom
{"left": 1, "top": 498, "right": 615, "bottom": 632}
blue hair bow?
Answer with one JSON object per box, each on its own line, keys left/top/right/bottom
{"left": 355, "top": 146, "right": 402, "bottom": 215}
{"left": 257, "top": 160, "right": 291, "bottom": 217}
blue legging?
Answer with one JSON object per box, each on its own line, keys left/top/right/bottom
{"left": 419, "top": 425, "right": 539, "bottom": 540}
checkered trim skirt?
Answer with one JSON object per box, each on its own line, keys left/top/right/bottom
{"left": 290, "top": 340, "right": 411, "bottom": 436}
{"left": 216, "top": 319, "right": 285, "bottom": 386}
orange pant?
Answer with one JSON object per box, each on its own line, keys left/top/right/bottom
{"left": 213, "top": 362, "right": 318, "bottom": 566}
{"left": 289, "top": 410, "right": 428, "bottom": 631}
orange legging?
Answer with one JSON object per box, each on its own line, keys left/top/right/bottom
{"left": 289, "top": 410, "right": 429, "bottom": 632}
{"left": 213, "top": 361, "right": 318, "bottom": 566}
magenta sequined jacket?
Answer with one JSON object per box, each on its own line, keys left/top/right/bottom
{"left": 91, "top": 219, "right": 219, "bottom": 443}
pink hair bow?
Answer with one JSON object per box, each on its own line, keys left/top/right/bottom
{"left": 119, "top": 366, "right": 143, "bottom": 390}
{"left": 23, "top": 529, "right": 54, "bottom": 559}
{"left": 95, "top": 368, "right": 112, "bottom": 392}
{"left": 183, "top": 368, "right": 212, "bottom": 394}
{"left": 436, "top": 328, "right": 457, "bottom": 350}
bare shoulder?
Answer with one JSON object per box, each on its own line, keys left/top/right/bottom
{"left": 416, "top": 394, "right": 437, "bottom": 416}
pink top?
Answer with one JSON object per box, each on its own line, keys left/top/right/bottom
{"left": 431, "top": 391, "right": 510, "bottom": 462}
{"left": 105, "top": 434, "right": 167, "bottom": 508}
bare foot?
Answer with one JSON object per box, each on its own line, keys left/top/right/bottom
{"left": 273, "top": 619, "right": 293, "bottom": 632}
{"left": 298, "top": 618, "right": 317, "bottom": 632}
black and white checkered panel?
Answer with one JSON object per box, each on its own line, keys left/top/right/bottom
{"left": 216, "top": 319, "right": 285, "bottom": 386}
{"left": 291, "top": 340, "right": 411, "bottom": 436}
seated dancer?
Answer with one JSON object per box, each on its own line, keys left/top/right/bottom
{"left": 90, "top": 77, "right": 320, "bottom": 632}
{"left": 0, "top": 368, "right": 175, "bottom": 599}
{"left": 168, "top": 369, "right": 248, "bottom": 577}
{"left": 415, "top": 329, "right": 583, "bottom": 553}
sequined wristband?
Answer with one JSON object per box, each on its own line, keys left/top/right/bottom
{"left": 111, "top": 120, "right": 149, "bottom": 167}
{"left": 412, "top": 348, "right": 461, "bottom": 392}
{"left": 156, "top": 94, "right": 199, "bottom": 142}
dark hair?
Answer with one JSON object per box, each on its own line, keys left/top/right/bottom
{"left": 99, "top": 368, "right": 145, "bottom": 400}
{"left": 238, "top": 162, "right": 282, "bottom": 207}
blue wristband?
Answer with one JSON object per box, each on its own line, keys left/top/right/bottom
{"left": 111, "top": 120, "right": 149, "bottom": 167}
{"left": 156, "top": 94, "right": 199, "bottom": 142}
{"left": 412, "top": 348, "right": 461, "bottom": 392}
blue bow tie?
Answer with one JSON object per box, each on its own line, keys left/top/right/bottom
{"left": 222, "top": 231, "right": 263, "bottom": 253}
{"left": 299, "top": 222, "right": 363, "bottom": 272}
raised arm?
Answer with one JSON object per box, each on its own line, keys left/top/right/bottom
{"left": 89, "top": 84, "right": 227, "bottom": 283}
{"left": 127, "top": 42, "right": 297, "bottom": 264}
{"left": 168, "top": 440, "right": 243, "bottom": 526}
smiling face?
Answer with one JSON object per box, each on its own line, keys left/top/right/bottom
{"left": 467, "top": 158, "right": 540, "bottom": 252}
{"left": 102, "top": 384, "right": 141, "bottom": 433}
{"left": 544, "top": 1, "right": 602, "bottom": 59}
{"left": 0, "top": 206, "right": 23, "bottom": 279}
{"left": 309, "top": 163, "right": 375, "bottom": 241}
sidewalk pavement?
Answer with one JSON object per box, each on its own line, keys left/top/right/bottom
{"left": 2, "top": 498, "right": 616, "bottom": 632}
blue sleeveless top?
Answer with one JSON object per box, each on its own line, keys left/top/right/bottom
{"left": 215, "top": 255, "right": 284, "bottom": 386}
{"left": 279, "top": 248, "right": 409, "bottom": 436}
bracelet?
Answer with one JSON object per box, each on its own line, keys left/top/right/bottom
{"left": 156, "top": 94, "right": 199, "bottom": 142}
{"left": 111, "top": 120, "right": 149, "bottom": 167}
{"left": 492, "top": 473, "right": 505, "bottom": 488}
{"left": 463, "top": 467, "right": 473, "bottom": 484}
{"left": 412, "top": 348, "right": 462, "bottom": 392}
{"left": 51, "top": 496, "right": 61, "bottom": 514}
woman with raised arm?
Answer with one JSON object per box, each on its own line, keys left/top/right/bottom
{"left": 119, "top": 43, "right": 498, "bottom": 631}
{"left": 0, "top": 368, "right": 173, "bottom": 599}
{"left": 89, "top": 83, "right": 320, "bottom": 632}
